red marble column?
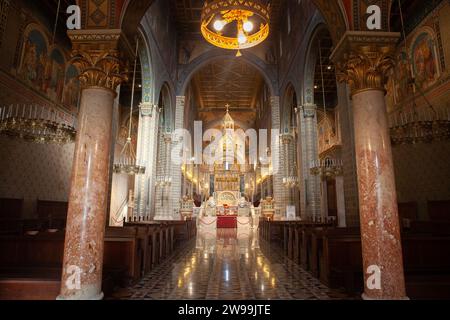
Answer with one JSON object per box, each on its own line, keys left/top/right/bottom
{"left": 332, "top": 32, "right": 407, "bottom": 299}
{"left": 353, "top": 89, "right": 406, "bottom": 300}
{"left": 58, "top": 88, "right": 115, "bottom": 300}
{"left": 58, "top": 30, "right": 126, "bottom": 300}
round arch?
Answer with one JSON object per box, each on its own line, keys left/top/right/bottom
{"left": 281, "top": 83, "right": 298, "bottom": 132}
{"left": 156, "top": 82, "right": 174, "bottom": 132}
{"left": 137, "top": 28, "right": 154, "bottom": 105}
{"left": 303, "top": 24, "right": 331, "bottom": 106}
{"left": 176, "top": 49, "right": 277, "bottom": 96}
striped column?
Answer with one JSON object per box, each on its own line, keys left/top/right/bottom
{"left": 134, "top": 103, "right": 160, "bottom": 219}
{"left": 298, "top": 104, "right": 321, "bottom": 220}
{"left": 270, "top": 96, "right": 287, "bottom": 218}
{"left": 169, "top": 96, "right": 186, "bottom": 220}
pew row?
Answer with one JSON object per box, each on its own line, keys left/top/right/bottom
{"left": 259, "top": 219, "right": 450, "bottom": 299}
{"left": 0, "top": 220, "right": 196, "bottom": 300}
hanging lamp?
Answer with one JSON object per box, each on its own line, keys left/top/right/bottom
{"left": 113, "top": 38, "right": 146, "bottom": 175}
{"left": 200, "top": 0, "right": 270, "bottom": 57}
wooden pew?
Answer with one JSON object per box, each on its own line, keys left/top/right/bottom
{"left": 0, "top": 198, "right": 23, "bottom": 235}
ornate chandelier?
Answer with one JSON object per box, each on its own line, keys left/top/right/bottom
{"left": 0, "top": 104, "right": 76, "bottom": 144}
{"left": 389, "top": 106, "right": 450, "bottom": 145}
{"left": 113, "top": 38, "right": 145, "bottom": 176}
{"left": 201, "top": 0, "right": 270, "bottom": 57}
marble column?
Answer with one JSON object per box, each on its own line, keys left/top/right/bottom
{"left": 58, "top": 30, "right": 126, "bottom": 300}
{"left": 332, "top": 31, "right": 406, "bottom": 299}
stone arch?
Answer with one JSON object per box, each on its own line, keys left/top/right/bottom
{"left": 281, "top": 83, "right": 298, "bottom": 133}
{"left": 176, "top": 48, "right": 277, "bottom": 97}
{"left": 303, "top": 24, "right": 330, "bottom": 106}
{"left": 137, "top": 28, "right": 154, "bottom": 105}
{"left": 157, "top": 82, "right": 174, "bottom": 132}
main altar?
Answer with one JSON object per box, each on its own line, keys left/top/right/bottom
{"left": 196, "top": 106, "right": 258, "bottom": 231}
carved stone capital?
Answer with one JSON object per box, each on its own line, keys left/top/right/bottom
{"left": 163, "top": 133, "right": 173, "bottom": 144}
{"left": 68, "top": 29, "right": 128, "bottom": 93}
{"left": 281, "top": 133, "right": 293, "bottom": 145}
{"left": 300, "top": 104, "right": 317, "bottom": 119}
{"left": 330, "top": 31, "right": 400, "bottom": 96}
{"left": 140, "top": 103, "right": 159, "bottom": 117}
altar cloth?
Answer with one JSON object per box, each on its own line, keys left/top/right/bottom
{"left": 217, "top": 215, "right": 238, "bottom": 228}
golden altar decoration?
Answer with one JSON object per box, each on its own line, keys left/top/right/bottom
{"left": 261, "top": 196, "right": 275, "bottom": 221}
{"left": 180, "top": 196, "right": 195, "bottom": 220}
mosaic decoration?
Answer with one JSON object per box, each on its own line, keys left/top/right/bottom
{"left": 139, "top": 35, "right": 152, "bottom": 104}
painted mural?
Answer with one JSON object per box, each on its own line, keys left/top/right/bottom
{"left": 63, "top": 65, "right": 80, "bottom": 113}
{"left": 20, "top": 29, "right": 48, "bottom": 92}
{"left": 412, "top": 32, "right": 439, "bottom": 91}
{"left": 387, "top": 26, "right": 442, "bottom": 112}
{"left": 18, "top": 25, "right": 79, "bottom": 113}
{"left": 394, "top": 51, "right": 413, "bottom": 103}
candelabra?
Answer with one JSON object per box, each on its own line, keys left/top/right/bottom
{"left": 283, "top": 176, "right": 299, "bottom": 188}
{"left": 0, "top": 104, "right": 76, "bottom": 144}
{"left": 156, "top": 176, "right": 172, "bottom": 187}
{"left": 389, "top": 106, "right": 450, "bottom": 145}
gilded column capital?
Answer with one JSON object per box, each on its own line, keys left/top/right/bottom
{"left": 68, "top": 29, "right": 128, "bottom": 93}
{"left": 330, "top": 31, "right": 400, "bottom": 96}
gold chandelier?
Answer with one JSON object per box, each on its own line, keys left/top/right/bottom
{"left": 201, "top": 0, "right": 270, "bottom": 56}
{"left": 0, "top": 104, "right": 76, "bottom": 144}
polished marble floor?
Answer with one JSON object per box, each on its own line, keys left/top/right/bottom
{"left": 117, "top": 228, "right": 349, "bottom": 300}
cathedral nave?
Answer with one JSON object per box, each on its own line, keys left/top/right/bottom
{"left": 0, "top": 0, "right": 449, "bottom": 303}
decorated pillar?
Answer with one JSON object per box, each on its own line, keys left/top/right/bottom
{"left": 58, "top": 29, "right": 127, "bottom": 300}
{"left": 332, "top": 31, "right": 407, "bottom": 300}
{"left": 298, "top": 104, "right": 321, "bottom": 220}
{"left": 154, "top": 132, "right": 172, "bottom": 220}
{"left": 281, "top": 133, "right": 293, "bottom": 206}
{"left": 168, "top": 96, "right": 185, "bottom": 220}
{"left": 134, "top": 103, "right": 160, "bottom": 219}
{"left": 269, "top": 96, "right": 287, "bottom": 217}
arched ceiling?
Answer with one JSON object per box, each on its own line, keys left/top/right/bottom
{"left": 191, "top": 58, "right": 264, "bottom": 130}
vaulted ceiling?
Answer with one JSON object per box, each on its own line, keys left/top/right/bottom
{"left": 191, "top": 58, "right": 264, "bottom": 130}
{"left": 173, "top": 1, "right": 279, "bottom": 130}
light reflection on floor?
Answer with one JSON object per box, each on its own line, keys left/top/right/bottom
{"left": 122, "top": 228, "right": 349, "bottom": 300}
